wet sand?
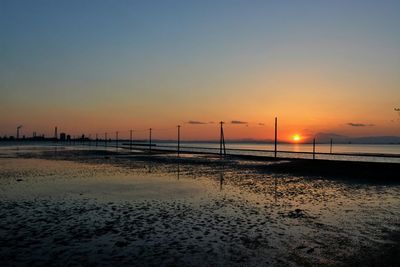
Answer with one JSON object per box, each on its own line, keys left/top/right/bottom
{"left": 0, "top": 146, "right": 399, "bottom": 266}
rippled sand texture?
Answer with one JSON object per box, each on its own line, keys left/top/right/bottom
{"left": 0, "top": 146, "right": 399, "bottom": 266}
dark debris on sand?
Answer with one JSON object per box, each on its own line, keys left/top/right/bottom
{"left": 0, "top": 198, "right": 283, "bottom": 266}
{"left": 1, "top": 147, "right": 400, "bottom": 266}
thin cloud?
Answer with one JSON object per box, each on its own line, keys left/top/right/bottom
{"left": 347, "top": 123, "right": 375, "bottom": 127}
{"left": 186, "top": 120, "right": 208, "bottom": 125}
{"left": 258, "top": 123, "right": 265, "bottom": 126}
{"left": 231, "top": 120, "right": 248, "bottom": 125}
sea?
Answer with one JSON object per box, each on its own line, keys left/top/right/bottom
{"left": 2, "top": 141, "right": 399, "bottom": 163}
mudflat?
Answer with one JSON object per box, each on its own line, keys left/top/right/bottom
{"left": 1, "top": 146, "right": 399, "bottom": 266}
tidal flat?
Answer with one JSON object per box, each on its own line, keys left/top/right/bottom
{"left": 0, "top": 146, "right": 399, "bottom": 266}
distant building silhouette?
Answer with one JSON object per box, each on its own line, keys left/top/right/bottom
{"left": 60, "top": 133, "right": 66, "bottom": 141}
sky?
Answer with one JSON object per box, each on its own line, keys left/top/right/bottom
{"left": 1, "top": 0, "right": 399, "bottom": 141}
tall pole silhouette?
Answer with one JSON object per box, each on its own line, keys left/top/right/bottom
{"left": 115, "top": 131, "right": 118, "bottom": 150}
{"left": 219, "top": 121, "right": 226, "bottom": 158}
{"left": 96, "top": 133, "right": 98, "bottom": 147}
{"left": 105, "top": 132, "right": 107, "bottom": 147}
{"left": 130, "top": 130, "right": 133, "bottom": 151}
{"left": 149, "top": 128, "right": 152, "bottom": 153}
{"left": 313, "top": 138, "right": 316, "bottom": 160}
{"left": 220, "top": 122, "right": 222, "bottom": 157}
{"left": 330, "top": 138, "right": 333, "bottom": 154}
{"left": 223, "top": 128, "right": 226, "bottom": 156}
{"left": 177, "top": 125, "right": 181, "bottom": 157}
{"left": 274, "top": 117, "right": 278, "bottom": 158}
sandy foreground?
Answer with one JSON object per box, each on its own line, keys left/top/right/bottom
{"left": 0, "top": 145, "right": 399, "bottom": 266}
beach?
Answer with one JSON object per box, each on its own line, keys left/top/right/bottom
{"left": 1, "top": 145, "right": 400, "bottom": 266}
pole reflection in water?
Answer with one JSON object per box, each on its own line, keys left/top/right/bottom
{"left": 219, "top": 164, "right": 224, "bottom": 191}
{"left": 274, "top": 177, "right": 278, "bottom": 204}
{"left": 176, "top": 162, "right": 180, "bottom": 180}
{"left": 53, "top": 146, "right": 58, "bottom": 159}
{"left": 147, "top": 163, "right": 153, "bottom": 173}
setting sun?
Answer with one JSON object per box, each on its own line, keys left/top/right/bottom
{"left": 292, "top": 134, "right": 301, "bottom": 142}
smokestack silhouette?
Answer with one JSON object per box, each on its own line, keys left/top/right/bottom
{"left": 17, "top": 125, "right": 23, "bottom": 140}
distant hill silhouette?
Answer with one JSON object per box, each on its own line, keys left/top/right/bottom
{"left": 306, "top": 134, "right": 400, "bottom": 144}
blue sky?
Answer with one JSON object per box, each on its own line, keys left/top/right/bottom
{"left": 1, "top": 0, "right": 399, "bottom": 138}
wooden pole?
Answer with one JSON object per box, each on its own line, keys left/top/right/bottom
{"left": 274, "top": 117, "right": 278, "bottom": 158}
{"left": 130, "top": 130, "right": 133, "bottom": 151}
{"left": 115, "top": 131, "right": 118, "bottom": 150}
{"left": 330, "top": 138, "right": 333, "bottom": 154}
{"left": 177, "top": 125, "right": 181, "bottom": 157}
{"left": 219, "top": 121, "right": 226, "bottom": 158}
{"left": 219, "top": 122, "right": 223, "bottom": 158}
{"left": 222, "top": 126, "right": 226, "bottom": 157}
{"left": 313, "top": 138, "right": 316, "bottom": 160}
{"left": 149, "top": 128, "right": 152, "bottom": 153}
{"left": 105, "top": 132, "right": 107, "bottom": 147}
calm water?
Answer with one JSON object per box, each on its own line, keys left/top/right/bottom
{"left": 170, "top": 142, "right": 400, "bottom": 163}
{"left": 128, "top": 141, "right": 400, "bottom": 162}
{"left": 1, "top": 141, "right": 399, "bottom": 163}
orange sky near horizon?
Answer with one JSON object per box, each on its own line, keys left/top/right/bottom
{"left": 1, "top": 106, "right": 398, "bottom": 142}
{"left": 2, "top": 67, "right": 399, "bottom": 141}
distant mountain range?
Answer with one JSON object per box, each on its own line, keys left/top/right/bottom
{"left": 307, "top": 134, "right": 400, "bottom": 144}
